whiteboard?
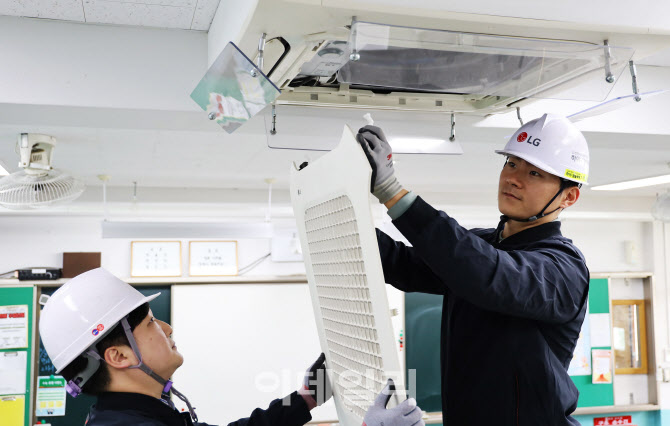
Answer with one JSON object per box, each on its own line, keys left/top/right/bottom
{"left": 171, "top": 284, "right": 338, "bottom": 424}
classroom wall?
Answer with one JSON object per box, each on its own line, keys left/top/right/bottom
{"left": 2, "top": 206, "right": 670, "bottom": 426}
{"left": 0, "top": 215, "right": 305, "bottom": 278}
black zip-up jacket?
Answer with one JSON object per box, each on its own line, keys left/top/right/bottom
{"left": 85, "top": 391, "right": 312, "bottom": 426}
{"left": 376, "top": 197, "right": 589, "bottom": 426}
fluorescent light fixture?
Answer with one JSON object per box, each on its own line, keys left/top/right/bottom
{"left": 102, "top": 221, "right": 274, "bottom": 239}
{"left": 388, "top": 137, "right": 463, "bottom": 155}
{"left": 591, "top": 175, "right": 670, "bottom": 191}
{"left": 0, "top": 163, "right": 9, "bottom": 176}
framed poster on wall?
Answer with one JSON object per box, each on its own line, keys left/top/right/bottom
{"left": 131, "top": 241, "right": 182, "bottom": 277}
{"left": 189, "top": 241, "right": 238, "bottom": 276}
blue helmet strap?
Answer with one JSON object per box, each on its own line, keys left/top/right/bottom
{"left": 120, "top": 316, "right": 199, "bottom": 423}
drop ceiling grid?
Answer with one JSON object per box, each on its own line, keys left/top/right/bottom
{"left": 0, "top": 0, "right": 220, "bottom": 30}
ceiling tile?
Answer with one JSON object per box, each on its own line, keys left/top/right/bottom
{"left": 95, "top": 0, "right": 195, "bottom": 8}
{"left": 0, "top": 0, "right": 85, "bottom": 22}
{"left": 190, "top": 0, "right": 219, "bottom": 30}
{"left": 83, "top": 0, "right": 194, "bottom": 29}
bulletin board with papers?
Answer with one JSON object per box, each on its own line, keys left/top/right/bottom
{"left": 568, "top": 278, "right": 614, "bottom": 408}
{"left": 0, "top": 286, "right": 35, "bottom": 426}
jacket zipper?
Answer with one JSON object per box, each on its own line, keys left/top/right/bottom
{"left": 515, "top": 374, "right": 520, "bottom": 426}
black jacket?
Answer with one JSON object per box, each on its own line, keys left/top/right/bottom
{"left": 85, "top": 391, "right": 312, "bottom": 426}
{"left": 377, "top": 197, "right": 589, "bottom": 426}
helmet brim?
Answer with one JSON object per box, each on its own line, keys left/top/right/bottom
{"left": 495, "top": 149, "right": 588, "bottom": 185}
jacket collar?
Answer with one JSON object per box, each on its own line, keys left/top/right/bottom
{"left": 494, "top": 217, "right": 563, "bottom": 247}
{"left": 95, "top": 392, "right": 190, "bottom": 426}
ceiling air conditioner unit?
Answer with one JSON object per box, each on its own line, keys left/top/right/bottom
{"left": 266, "top": 22, "right": 633, "bottom": 115}
{"left": 213, "top": 1, "right": 669, "bottom": 116}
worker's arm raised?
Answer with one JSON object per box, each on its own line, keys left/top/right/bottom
{"left": 392, "top": 197, "right": 589, "bottom": 323}
{"left": 376, "top": 229, "right": 446, "bottom": 296}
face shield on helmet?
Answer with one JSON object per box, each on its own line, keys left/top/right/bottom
{"left": 495, "top": 114, "right": 590, "bottom": 222}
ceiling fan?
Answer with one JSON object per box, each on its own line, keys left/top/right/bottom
{"left": 0, "top": 134, "right": 85, "bottom": 210}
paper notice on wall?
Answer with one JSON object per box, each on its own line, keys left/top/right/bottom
{"left": 0, "top": 395, "right": 25, "bottom": 425}
{"left": 0, "top": 351, "right": 27, "bottom": 395}
{"left": 36, "top": 376, "right": 67, "bottom": 416}
{"left": 0, "top": 305, "right": 29, "bottom": 349}
{"left": 590, "top": 313, "right": 612, "bottom": 348}
{"left": 568, "top": 298, "right": 591, "bottom": 376}
{"left": 592, "top": 349, "right": 613, "bottom": 384}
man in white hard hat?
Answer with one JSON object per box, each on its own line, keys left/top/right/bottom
{"left": 357, "top": 114, "right": 590, "bottom": 426}
{"left": 40, "top": 268, "right": 425, "bottom": 426}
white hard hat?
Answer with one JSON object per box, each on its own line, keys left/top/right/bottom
{"left": 495, "top": 113, "right": 590, "bottom": 185}
{"left": 39, "top": 268, "right": 159, "bottom": 373}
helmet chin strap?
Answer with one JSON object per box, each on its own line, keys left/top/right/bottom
{"left": 119, "top": 317, "right": 199, "bottom": 423}
{"left": 65, "top": 316, "right": 199, "bottom": 423}
{"left": 502, "top": 180, "right": 567, "bottom": 223}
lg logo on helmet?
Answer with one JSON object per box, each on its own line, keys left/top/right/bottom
{"left": 517, "top": 132, "right": 541, "bottom": 147}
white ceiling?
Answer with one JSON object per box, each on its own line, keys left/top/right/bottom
{"left": 1, "top": 4, "right": 670, "bottom": 217}
{"left": 0, "top": 0, "right": 220, "bottom": 30}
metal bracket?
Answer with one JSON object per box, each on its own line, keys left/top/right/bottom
{"left": 251, "top": 33, "right": 267, "bottom": 77}
{"left": 449, "top": 113, "right": 456, "bottom": 141}
{"left": 349, "top": 17, "right": 360, "bottom": 61}
{"left": 629, "top": 60, "right": 642, "bottom": 102}
{"left": 603, "top": 40, "right": 615, "bottom": 83}
{"left": 270, "top": 104, "right": 277, "bottom": 135}
{"left": 516, "top": 107, "right": 524, "bottom": 126}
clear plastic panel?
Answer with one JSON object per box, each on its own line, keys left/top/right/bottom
{"left": 340, "top": 21, "right": 634, "bottom": 101}
{"left": 264, "top": 107, "right": 463, "bottom": 155}
{"left": 568, "top": 90, "right": 667, "bottom": 122}
{"left": 190, "top": 42, "right": 281, "bottom": 134}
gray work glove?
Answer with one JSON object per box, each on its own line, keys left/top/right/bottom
{"left": 357, "top": 125, "right": 403, "bottom": 204}
{"left": 363, "top": 379, "right": 424, "bottom": 426}
{"left": 298, "top": 353, "right": 332, "bottom": 410}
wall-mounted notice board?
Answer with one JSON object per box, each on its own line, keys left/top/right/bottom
{"left": 0, "top": 286, "right": 35, "bottom": 426}
{"left": 571, "top": 278, "right": 615, "bottom": 408}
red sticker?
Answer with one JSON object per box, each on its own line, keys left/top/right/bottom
{"left": 517, "top": 132, "right": 528, "bottom": 142}
{"left": 387, "top": 154, "right": 392, "bottom": 161}
{"left": 96, "top": 324, "right": 104, "bottom": 331}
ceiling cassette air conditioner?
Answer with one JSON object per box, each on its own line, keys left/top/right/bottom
{"left": 214, "top": 0, "right": 670, "bottom": 116}
{"left": 263, "top": 21, "right": 634, "bottom": 115}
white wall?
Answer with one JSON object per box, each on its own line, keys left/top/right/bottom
{"left": 0, "top": 215, "right": 305, "bottom": 278}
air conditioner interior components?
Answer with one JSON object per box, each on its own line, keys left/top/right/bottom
{"left": 277, "top": 22, "right": 636, "bottom": 113}
{"left": 265, "top": 105, "right": 464, "bottom": 154}
{"left": 339, "top": 21, "right": 634, "bottom": 102}
{"left": 290, "top": 125, "right": 405, "bottom": 426}
{"left": 191, "top": 42, "right": 281, "bottom": 134}
{"left": 0, "top": 134, "right": 85, "bottom": 210}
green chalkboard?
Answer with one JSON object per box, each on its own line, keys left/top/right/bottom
{"left": 405, "top": 292, "right": 443, "bottom": 413}
{"left": 0, "top": 286, "right": 34, "bottom": 426}
{"left": 35, "top": 285, "right": 171, "bottom": 426}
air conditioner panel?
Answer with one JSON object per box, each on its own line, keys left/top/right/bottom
{"left": 340, "top": 21, "right": 634, "bottom": 102}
